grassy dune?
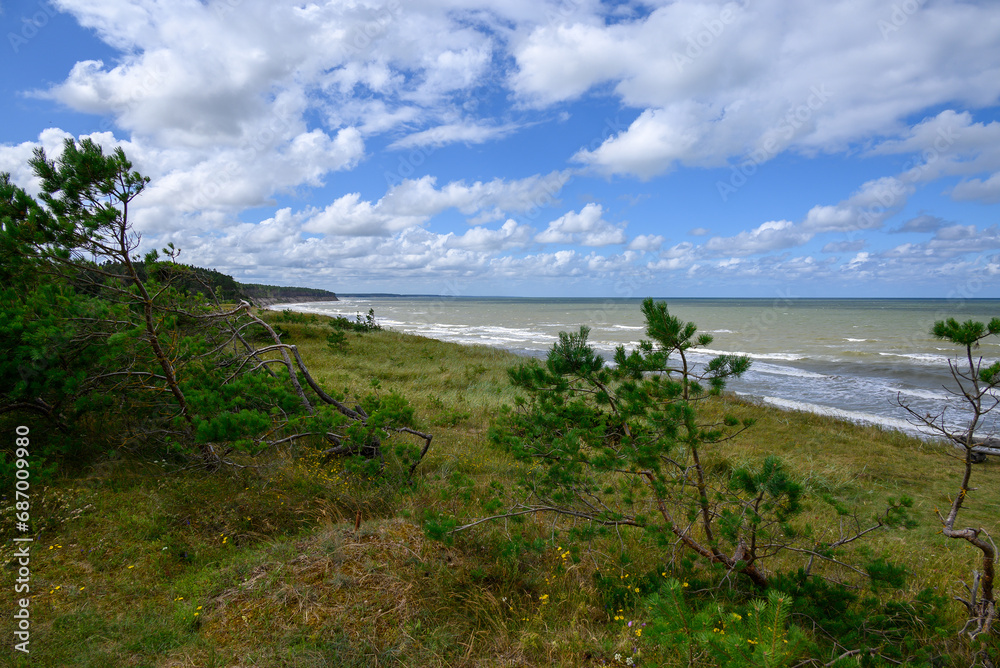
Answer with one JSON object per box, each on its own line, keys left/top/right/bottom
{"left": 3, "top": 312, "right": 997, "bottom": 666}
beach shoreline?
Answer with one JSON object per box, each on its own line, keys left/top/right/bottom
{"left": 270, "top": 298, "right": 995, "bottom": 443}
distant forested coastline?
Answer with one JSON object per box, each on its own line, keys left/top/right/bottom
{"left": 94, "top": 260, "right": 338, "bottom": 306}
{"left": 240, "top": 283, "right": 339, "bottom": 306}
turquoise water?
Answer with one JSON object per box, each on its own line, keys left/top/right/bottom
{"left": 280, "top": 297, "right": 1000, "bottom": 438}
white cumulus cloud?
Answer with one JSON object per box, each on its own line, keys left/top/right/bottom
{"left": 535, "top": 203, "right": 627, "bottom": 246}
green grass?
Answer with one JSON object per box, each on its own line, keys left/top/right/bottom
{"left": 2, "top": 310, "right": 997, "bottom": 666}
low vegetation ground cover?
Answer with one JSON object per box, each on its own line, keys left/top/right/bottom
{"left": 2, "top": 309, "right": 997, "bottom": 666}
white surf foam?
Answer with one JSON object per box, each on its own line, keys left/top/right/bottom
{"left": 891, "top": 387, "right": 952, "bottom": 402}
{"left": 701, "top": 347, "right": 807, "bottom": 362}
{"left": 749, "top": 364, "right": 828, "bottom": 379}
{"left": 878, "top": 352, "right": 951, "bottom": 365}
{"left": 752, "top": 395, "right": 936, "bottom": 436}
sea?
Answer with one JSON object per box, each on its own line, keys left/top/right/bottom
{"left": 275, "top": 297, "right": 1000, "bottom": 439}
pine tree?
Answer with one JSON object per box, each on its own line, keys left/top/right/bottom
{"left": 481, "top": 300, "right": 781, "bottom": 586}
{"left": 895, "top": 317, "right": 1000, "bottom": 639}
{"left": 477, "top": 299, "right": 908, "bottom": 588}
{"left": 0, "top": 138, "right": 430, "bottom": 478}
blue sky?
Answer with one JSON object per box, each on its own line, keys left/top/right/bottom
{"left": 2, "top": 0, "right": 999, "bottom": 298}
